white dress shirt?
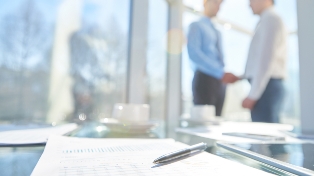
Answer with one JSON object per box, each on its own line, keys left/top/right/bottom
{"left": 244, "top": 7, "right": 288, "bottom": 100}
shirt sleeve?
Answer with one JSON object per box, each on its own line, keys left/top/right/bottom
{"left": 187, "top": 23, "right": 224, "bottom": 79}
{"left": 248, "top": 17, "right": 282, "bottom": 100}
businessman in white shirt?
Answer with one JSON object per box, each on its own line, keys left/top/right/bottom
{"left": 241, "top": 0, "right": 287, "bottom": 123}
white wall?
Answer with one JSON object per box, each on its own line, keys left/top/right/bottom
{"left": 297, "top": 0, "right": 314, "bottom": 133}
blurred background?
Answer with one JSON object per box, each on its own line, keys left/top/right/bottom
{"left": 0, "top": 0, "right": 300, "bottom": 136}
{"left": 181, "top": 0, "right": 299, "bottom": 126}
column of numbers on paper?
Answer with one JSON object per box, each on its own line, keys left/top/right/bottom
{"left": 59, "top": 159, "right": 174, "bottom": 175}
{"left": 56, "top": 142, "right": 214, "bottom": 176}
{"left": 57, "top": 159, "right": 212, "bottom": 176}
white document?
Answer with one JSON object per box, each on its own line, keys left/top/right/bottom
{"left": 32, "top": 136, "right": 273, "bottom": 176}
{"left": 0, "top": 123, "right": 78, "bottom": 145}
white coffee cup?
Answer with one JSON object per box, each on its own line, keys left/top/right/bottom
{"left": 190, "top": 105, "right": 216, "bottom": 120}
{"left": 112, "top": 104, "right": 150, "bottom": 123}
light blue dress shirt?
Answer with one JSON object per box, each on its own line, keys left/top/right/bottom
{"left": 187, "top": 17, "right": 225, "bottom": 79}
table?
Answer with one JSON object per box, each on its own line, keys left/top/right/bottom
{"left": 0, "top": 122, "right": 300, "bottom": 176}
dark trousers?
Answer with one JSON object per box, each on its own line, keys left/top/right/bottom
{"left": 192, "top": 70, "right": 226, "bottom": 116}
{"left": 251, "top": 79, "right": 285, "bottom": 123}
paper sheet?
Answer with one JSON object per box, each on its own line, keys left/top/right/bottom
{"left": 0, "top": 124, "right": 78, "bottom": 145}
{"left": 32, "top": 136, "right": 273, "bottom": 176}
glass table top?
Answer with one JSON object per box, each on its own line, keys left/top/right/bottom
{"left": 0, "top": 122, "right": 297, "bottom": 176}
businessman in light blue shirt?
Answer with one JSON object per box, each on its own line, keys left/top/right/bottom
{"left": 188, "top": 0, "right": 237, "bottom": 116}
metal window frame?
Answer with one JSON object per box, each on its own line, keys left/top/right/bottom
{"left": 165, "top": 0, "right": 183, "bottom": 138}
{"left": 127, "top": 0, "right": 149, "bottom": 104}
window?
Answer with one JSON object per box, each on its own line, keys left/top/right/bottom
{"left": 181, "top": 12, "right": 201, "bottom": 117}
{"left": 182, "top": 0, "right": 300, "bottom": 126}
{"left": 275, "top": 0, "right": 300, "bottom": 125}
{"left": 0, "top": 0, "right": 131, "bottom": 124}
{"left": 218, "top": 0, "right": 258, "bottom": 121}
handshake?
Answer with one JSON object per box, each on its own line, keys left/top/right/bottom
{"left": 221, "top": 72, "right": 256, "bottom": 109}
{"left": 221, "top": 73, "right": 240, "bottom": 84}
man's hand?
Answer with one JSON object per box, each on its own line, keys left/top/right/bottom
{"left": 242, "top": 98, "right": 257, "bottom": 110}
{"left": 221, "top": 73, "right": 239, "bottom": 84}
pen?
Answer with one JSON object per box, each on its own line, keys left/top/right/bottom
{"left": 153, "top": 142, "right": 208, "bottom": 164}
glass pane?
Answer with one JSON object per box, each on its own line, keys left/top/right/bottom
{"left": 182, "top": 0, "right": 300, "bottom": 125}
{"left": 218, "top": 0, "right": 259, "bottom": 31}
{"left": 182, "top": 12, "right": 200, "bottom": 116}
{"left": 275, "top": 0, "right": 300, "bottom": 127}
{"left": 183, "top": 0, "right": 204, "bottom": 12}
{"left": 0, "top": 0, "right": 130, "bottom": 125}
{"left": 146, "top": 0, "right": 169, "bottom": 137}
{"left": 218, "top": 0, "right": 258, "bottom": 121}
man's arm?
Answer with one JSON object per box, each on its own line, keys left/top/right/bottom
{"left": 243, "top": 16, "right": 285, "bottom": 110}
{"left": 247, "top": 17, "right": 282, "bottom": 101}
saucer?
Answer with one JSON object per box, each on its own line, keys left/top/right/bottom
{"left": 100, "top": 119, "right": 157, "bottom": 134}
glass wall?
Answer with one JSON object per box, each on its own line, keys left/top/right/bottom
{"left": 218, "top": 0, "right": 258, "bottom": 121}
{"left": 146, "top": 0, "right": 169, "bottom": 137}
{"left": 181, "top": 12, "right": 200, "bottom": 117}
{"left": 0, "top": 0, "right": 131, "bottom": 124}
{"left": 182, "top": 0, "right": 300, "bottom": 125}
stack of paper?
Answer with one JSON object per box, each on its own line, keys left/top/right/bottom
{"left": 32, "top": 136, "right": 273, "bottom": 176}
{"left": 0, "top": 123, "right": 78, "bottom": 146}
